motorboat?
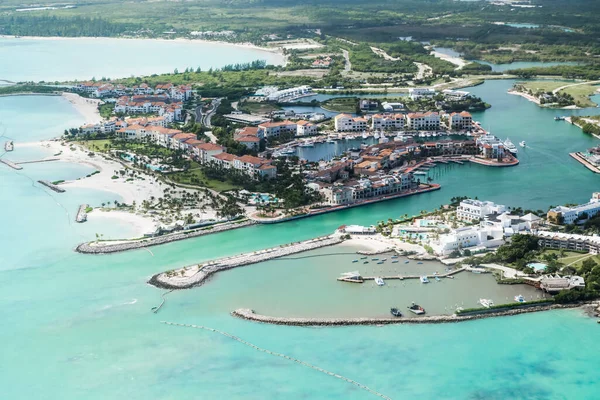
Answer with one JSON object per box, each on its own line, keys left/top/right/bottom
{"left": 504, "top": 138, "right": 518, "bottom": 155}
{"left": 373, "top": 132, "right": 380, "bottom": 139}
{"left": 360, "top": 256, "right": 367, "bottom": 259}
{"left": 391, "top": 256, "right": 398, "bottom": 259}
{"left": 391, "top": 260, "right": 399, "bottom": 263}
{"left": 404, "top": 260, "right": 410, "bottom": 264}
{"left": 352, "top": 259, "right": 358, "bottom": 263}
{"left": 390, "top": 307, "right": 403, "bottom": 317}
{"left": 554, "top": 116, "right": 565, "bottom": 121}
{"left": 363, "top": 261, "right": 369, "bottom": 264}
{"left": 435, "top": 276, "right": 441, "bottom": 282}
{"left": 377, "top": 261, "right": 384, "bottom": 264}
{"left": 514, "top": 294, "right": 526, "bottom": 303}
{"left": 479, "top": 298, "right": 494, "bottom": 308}
{"left": 447, "top": 275, "right": 454, "bottom": 279}
{"left": 417, "top": 262, "right": 423, "bottom": 265}
{"left": 362, "top": 132, "right": 369, "bottom": 139}
{"left": 372, "top": 258, "right": 379, "bottom": 261}
{"left": 381, "top": 258, "right": 387, "bottom": 261}
{"left": 519, "top": 141, "right": 526, "bottom": 147}
{"left": 407, "top": 302, "right": 426, "bottom": 315}
{"left": 375, "top": 277, "right": 385, "bottom": 286}
{"left": 420, "top": 276, "right": 430, "bottom": 283}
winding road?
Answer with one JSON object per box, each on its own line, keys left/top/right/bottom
{"left": 341, "top": 49, "right": 352, "bottom": 72}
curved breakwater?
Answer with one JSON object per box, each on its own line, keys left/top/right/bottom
{"left": 232, "top": 304, "right": 583, "bottom": 326}
{"left": 76, "top": 220, "right": 256, "bottom": 254}
{"left": 149, "top": 236, "right": 344, "bottom": 290}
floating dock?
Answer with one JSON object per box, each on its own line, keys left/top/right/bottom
{"left": 0, "top": 158, "right": 22, "bottom": 170}
{"left": 38, "top": 180, "right": 65, "bottom": 193}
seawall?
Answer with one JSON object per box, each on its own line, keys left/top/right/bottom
{"left": 38, "top": 180, "right": 65, "bottom": 193}
{"left": 76, "top": 220, "right": 256, "bottom": 254}
{"left": 231, "top": 303, "right": 581, "bottom": 326}
{"left": 149, "top": 235, "right": 344, "bottom": 290}
{"left": 76, "top": 204, "right": 89, "bottom": 223}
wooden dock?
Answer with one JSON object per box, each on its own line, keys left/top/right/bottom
{"left": 337, "top": 268, "right": 465, "bottom": 283}
{"left": 0, "top": 158, "right": 23, "bottom": 170}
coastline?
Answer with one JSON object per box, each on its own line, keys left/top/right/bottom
{"left": 61, "top": 92, "right": 103, "bottom": 124}
{"left": 430, "top": 50, "right": 468, "bottom": 69}
{"left": 86, "top": 209, "right": 159, "bottom": 237}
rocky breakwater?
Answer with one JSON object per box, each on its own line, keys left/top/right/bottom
{"left": 149, "top": 235, "right": 344, "bottom": 290}
{"left": 76, "top": 220, "right": 256, "bottom": 254}
{"left": 232, "top": 303, "right": 581, "bottom": 326}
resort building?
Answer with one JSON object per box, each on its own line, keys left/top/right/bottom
{"left": 546, "top": 193, "right": 600, "bottom": 224}
{"left": 265, "top": 85, "right": 313, "bottom": 102}
{"left": 408, "top": 88, "right": 436, "bottom": 100}
{"left": 449, "top": 111, "right": 473, "bottom": 130}
{"left": 114, "top": 95, "right": 183, "bottom": 122}
{"left": 193, "top": 143, "right": 225, "bottom": 164}
{"left": 456, "top": 199, "right": 507, "bottom": 222}
{"left": 476, "top": 134, "right": 505, "bottom": 159}
{"left": 537, "top": 231, "right": 600, "bottom": 254}
{"left": 209, "top": 153, "right": 276, "bottom": 179}
{"left": 371, "top": 114, "right": 406, "bottom": 131}
{"left": 296, "top": 120, "right": 318, "bottom": 136}
{"left": 381, "top": 102, "right": 404, "bottom": 112}
{"left": 257, "top": 120, "right": 297, "bottom": 138}
{"left": 442, "top": 89, "right": 471, "bottom": 101}
{"left": 334, "top": 114, "right": 368, "bottom": 132}
{"left": 539, "top": 275, "right": 585, "bottom": 293}
{"left": 431, "top": 225, "right": 505, "bottom": 256}
{"left": 406, "top": 112, "right": 440, "bottom": 130}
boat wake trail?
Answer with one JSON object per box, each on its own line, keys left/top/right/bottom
{"left": 161, "top": 321, "right": 392, "bottom": 400}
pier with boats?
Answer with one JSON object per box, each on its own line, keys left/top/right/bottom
{"left": 337, "top": 267, "right": 465, "bottom": 284}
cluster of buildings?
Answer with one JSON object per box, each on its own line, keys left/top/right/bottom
{"left": 429, "top": 199, "right": 541, "bottom": 256}
{"left": 408, "top": 88, "right": 471, "bottom": 101}
{"left": 547, "top": 193, "right": 600, "bottom": 225}
{"left": 253, "top": 86, "right": 314, "bottom": 102}
{"left": 80, "top": 115, "right": 168, "bottom": 135}
{"left": 114, "top": 95, "right": 184, "bottom": 122}
{"left": 334, "top": 111, "right": 473, "bottom": 132}
{"left": 311, "top": 56, "right": 333, "bottom": 68}
{"left": 75, "top": 82, "right": 192, "bottom": 101}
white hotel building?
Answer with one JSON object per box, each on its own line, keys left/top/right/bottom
{"left": 547, "top": 192, "right": 600, "bottom": 224}
{"left": 456, "top": 199, "right": 507, "bottom": 222}
{"left": 334, "top": 114, "right": 368, "bottom": 132}
{"left": 371, "top": 113, "right": 406, "bottom": 130}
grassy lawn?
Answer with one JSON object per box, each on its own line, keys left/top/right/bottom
{"left": 545, "top": 249, "right": 599, "bottom": 269}
{"left": 520, "top": 81, "right": 566, "bottom": 93}
{"left": 238, "top": 102, "right": 281, "bottom": 114}
{"left": 76, "top": 139, "right": 112, "bottom": 152}
{"left": 558, "top": 84, "right": 600, "bottom": 108}
{"left": 322, "top": 97, "right": 358, "bottom": 113}
{"left": 169, "top": 162, "right": 241, "bottom": 192}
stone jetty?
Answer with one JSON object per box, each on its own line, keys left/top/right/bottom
{"left": 356, "top": 247, "right": 394, "bottom": 256}
{"left": 232, "top": 304, "right": 580, "bottom": 326}
{"left": 0, "top": 158, "right": 23, "bottom": 170}
{"left": 38, "top": 180, "right": 65, "bottom": 193}
{"left": 149, "top": 235, "right": 344, "bottom": 290}
{"left": 76, "top": 220, "right": 256, "bottom": 254}
{"left": 76, "top": 204, "right": 89, "bottom": 223}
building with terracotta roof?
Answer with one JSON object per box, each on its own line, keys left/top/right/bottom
{"left": 449, "top": 111, "right": 473, "bottom": 130}
{"left": 296, "top": 120, "right": 318, "bottom": 136}
{"left": 406, "top": 112, "right": 440, "bottom": 130}
{"left": 334, "top": 114, "right": 368, "bottom": 132}
{"left": 192, "top": 142, "right": 225, "bottom": 163}
{"left": 257, "top": 120, "right": 297, "bottom": 138}
{"left": 235, "top": 135, "right": 261, "bottom": 150}
{"left": 371, "top": 113, "right": 406, "bottom": 131}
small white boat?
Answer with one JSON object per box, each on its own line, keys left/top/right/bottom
{"left": 519, "top": 141, "right": 526, "bottom": 147}
{"left": 362, "top": 132, "right": 369, "bottom": 139}
{"left": 514, "top": 294, "right": 526, "bottom": 303}
{"left": 374, "top": 132, "right": 380, "bottom": 139}
{"left": 420, "top": 276, "right": 429, "bottom": 284}
{"left": 479, "top": 298, "right": 494, "bottom": 308}
{"left": 375, "top": 277, "right": 385, "bottom": 286}
{"left": 408, "top": 302, "right": 426, "bottom": 315}
{"left": 435, "top": 276, "right": 441, "bottom": 282}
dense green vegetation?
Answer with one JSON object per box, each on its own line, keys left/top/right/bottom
{"left": 508, "top": 65, "right": 600, "bottom": 80}
{"left": 0, "top": 85, "right": 61, "bottom": 94}
{"left": 571, "top": 117, "right": 600, "bottom": 137}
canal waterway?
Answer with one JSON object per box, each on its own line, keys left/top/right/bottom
{"left": 3, "top": 74, "right": 600, "bottom": 397}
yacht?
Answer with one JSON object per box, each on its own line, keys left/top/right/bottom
{"left": 390, "top": 307, "right": 403, "bottom": 317}
{"left": 519, "top": 141, "right": 526, "bottom": 148}
{"left": 479, "top": 298, "right": 494, "bottom": 308}
{"left": 420, "top": 276, "right": 430, "bottom": 283}
{"left": 503, "top": 138, "right": 518, "bottom": 155}
{"left": 407, "top": 302, "right": 426, "bottom": 315}
{"left": 375, "top": 277, "right": 385, "bottom": 286}
{"left": 362, "top": 132, "right": 369, "bottom": 139}
{"left": 554, "top": 116, "right": 565, "bottom": 121}
{"left": 514, "top": 294, "right": 526, "bottom": 303}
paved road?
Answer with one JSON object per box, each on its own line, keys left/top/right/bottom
{"left": 203, "top": 98, "right": 222, "bottom": 128}
{"left": 341, "top": 49, "right": 352, "bottom": 72}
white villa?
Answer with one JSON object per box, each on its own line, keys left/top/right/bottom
{"left": 456, "top": 199, "right": 507, "bottom": 222}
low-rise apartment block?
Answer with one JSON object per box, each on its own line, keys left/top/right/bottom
{"left": 334, "top": 114, "right": 368, "bottom": 132}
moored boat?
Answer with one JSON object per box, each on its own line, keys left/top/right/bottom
{"left": 435, "top": 276, "right": 441, "bottom": 282}
{"left": 519, "top": 141, "right": 526, "bottom": 148}
{"left": 420, "top": 276, "right": 430, "bottom": 283}
{"left": 391, "top": 260, "right": 399, "bottom": 263}
{"left": 352, "top": 259, "right": 358, "bottom": 263}
{"left": 504, "top": 138, "right": 518, "bottom": 155}
{"left": 407, "top": 302, "right": 426, "bottom": 315}
{"left": 375, "top": 277, "right": 385, "bottom": 286}
{"left": 514, "top": 294, "right": 526, "bottom": 303}
{"left": 390, "top": 307, "right": 403, "bottom": 317}
{"left": 479, "top": 298, "right": 494, "bottom": 308}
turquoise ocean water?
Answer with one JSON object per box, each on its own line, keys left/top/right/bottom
{"left": 2, "top": 75, "right": 600, "bottom": 397}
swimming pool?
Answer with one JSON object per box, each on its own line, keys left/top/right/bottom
{"left": 528, "top": 262, "right": 547, "bottom": 272}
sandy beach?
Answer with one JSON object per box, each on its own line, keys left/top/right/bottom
{"left": 508, "top": 89, "right": 541, "bottom": 105}
{"left": 339, "top": 235, "right": 427, "bottom": 254}
{"left": 430, "top": 50, "right": 468, "bottom": 69}
{"left": 61, "top": 92, "right": 103, "bottom": 124}
{"left": 86, "top": 209, "right": 158, "bottom": 236}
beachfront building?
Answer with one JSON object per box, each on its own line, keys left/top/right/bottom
{"left": 296, "top": 120, "right": 318, "bottom": 136}
{"left": 257, "top": 121, "right": 297, "bottom": 138}
{"left": 547, "top": 193, "right": 600, "bottom": 224}
{"left": 408, "top": 88, "right": 436, "bottom": 100}
{"left": 334, "top": 114, "right": 368, "bottom": 132}
{"left": 192, "top": 143, "right": 225, "bottom": 163}
{"left": 449, "top": 111, "right": 473, "bottom": 130}
{"left": 456, "top": 199, "right": 507, "bottom": 222}
{"left": 371, "top": 113, "right": 406, "bottom": 131}
{"left": 431, "top": 225, "right": 505, "bottom": 256}
{"left": 266, "top": 85, "right": 313, "bottom": 102}
{"left": 539, "top": 275, "right": 585, "bottom": 293}
{"left": 406, "top": 112, "right": 440, "bottom": 130}
{"left": 381, "top": 102, "right": 404, "bottom": 112}
{"left": 537, "top": 230, "right": 600, "bottom": 254}
{"left": 114, "top": 95, "right": 183, "bottom": 122}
